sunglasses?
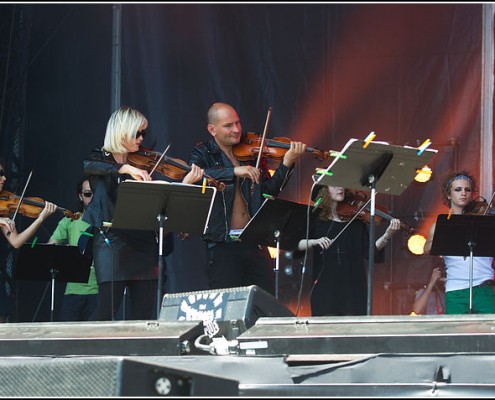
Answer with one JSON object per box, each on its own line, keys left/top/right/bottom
{"left": 136, "top": 130, "right": 147, "bottom": 139}
{"left": 82, "top": 191, "right": 93, "bottom": 198}
{"left": 0, "top": 170, "right": 4, "bottom": 177}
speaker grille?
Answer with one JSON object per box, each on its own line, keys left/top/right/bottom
{"left": 0, "top": 357, "right": 121, "bottom": 397}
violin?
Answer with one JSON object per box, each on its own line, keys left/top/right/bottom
{"left": 233, "top": 132, "right": 330, "bottom": 162}
{"left": 127, "top": 148, "right": 226, "bottom": 192}
{"left": 465, "top": 197, "right": 495, "bottom": 216}
{"left": 335, "top": 191, "right": 414, "bottom": 235}
{"left": 0, "top": 191, "right": 79, "bottom": 220}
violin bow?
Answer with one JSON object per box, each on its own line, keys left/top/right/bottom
{"left": 11, "top": 170, "right": 33, "bottom": 222}
{"left": 148, "top": 144, "right": 171, "bottom": 177}
{"left": 484, "top": 191, "right": 495, "bottom": 215}
{"left": 251, "top": 107, "right": 272, "bottom": 193}
{"left": 331, "top": 197, "right": 372, "bottom": 244}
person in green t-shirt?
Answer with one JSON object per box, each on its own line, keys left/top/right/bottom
{"left": 48, "top": 179, "right": 99, "bottom": 321}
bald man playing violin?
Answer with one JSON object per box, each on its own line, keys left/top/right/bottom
{"left": 189, "top": 102, "right": 307, "bottom": 296}
{"left": 0, "top": 161, "right": 57, "bottom": 249}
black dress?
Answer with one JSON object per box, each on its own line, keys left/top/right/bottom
{"left": 308, "top": 216, "right": 381, "bottom": 316}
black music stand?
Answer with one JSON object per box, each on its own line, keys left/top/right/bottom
{"left": 430, "top": 214, "right": 495, "bottom": 314}
{"left": 313, "top": 138, "right": 437, "bottom": 315}
{"left": 238, "top": 197, "right": 309, "bottom": 299}
{"left": 15, "top": 244, "right": 92, "bottom": 322}
{"left": 111, "top": 180, "right": 217, "bottom": 318}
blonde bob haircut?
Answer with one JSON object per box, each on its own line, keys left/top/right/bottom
{"left": 103, "top": 106, "right": 148, "bottom": 154}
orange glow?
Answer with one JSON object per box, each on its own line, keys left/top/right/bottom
{"left": 267, "top": 246, "right": 278, "bottom": 259}
{"left": 407, "top": 234, "right": 427, "bottom": 255}
{"left": 414, "top": 165, "right": 432, "bottom": 183}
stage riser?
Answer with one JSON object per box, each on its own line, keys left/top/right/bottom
{"left": 3, "top": 353, "right": 495, "bottom": 397}
{"left": 240, "top": 384, "right": 495, "bottom": 397}
{"left": 2, "top": 315, "right": 495, "bottom": 358}
{"left": 239, "top": 335, "right": 495, "bottom": 355}
{"left": 237, "top": 315, "right": 495, "bottom": 356}
{"left": 0, "top": 320, "right": 204, "bottom": 357}
{"left": 1, "top": 347, "right": 495, "bottom": 396}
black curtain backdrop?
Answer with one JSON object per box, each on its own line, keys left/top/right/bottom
{"left": 0, "top": 3, "right": 485, "bottom": 318}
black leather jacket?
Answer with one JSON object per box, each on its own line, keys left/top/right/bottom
{"left": 82, "top": 148, "right": 125, "bottom": 229}
{"left": 82, "top": 148, "right": 156, "bottom": 251}
{"left": 189, "top": 138, "right": 294, "bottom": 243}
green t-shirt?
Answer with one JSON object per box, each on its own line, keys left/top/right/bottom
{"left": 49, "top": 212, "right": 98, "bottom": 295}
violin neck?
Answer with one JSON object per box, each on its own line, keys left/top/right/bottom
{"left": 22, "top": 197, "right": 67, "bottom": 212}
{"left": 265, "top": 139, "right": 317, "bottom": 154}
{"left": 368, "top": 205, "right": 413, "bottom": 234}
{"left": 164, "top": 156, "right": 191, "bottom": 172}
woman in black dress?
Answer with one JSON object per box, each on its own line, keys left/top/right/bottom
{"left": 296, "top": 185, "right": 401, "bottom": 316}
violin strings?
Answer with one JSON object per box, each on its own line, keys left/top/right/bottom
{"left": 486, "top": 191, "right": 495, "bottom": 215}
{"left": 12, "top": 170, "right": 33, "bottom": 222}
{"left": 148, "top": 144, "right": 171, "bottom": 177}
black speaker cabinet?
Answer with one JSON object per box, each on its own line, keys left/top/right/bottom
{"left": 0, "top": 356, "right": 239, "bottom": 396}
{"left": 160, "top": 285, "right": 294, "bottom": 337}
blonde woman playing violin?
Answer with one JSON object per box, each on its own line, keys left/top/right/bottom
{"left": 83, "top": 106, "right": 204, "bottom": 322}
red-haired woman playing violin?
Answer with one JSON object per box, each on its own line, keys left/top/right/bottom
{"left": 295, "top": 185, "right": 401, "bottom": 316}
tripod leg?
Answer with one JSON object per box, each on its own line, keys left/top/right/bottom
{"left": 31, "top": 281, "right": 51, "bottom": 322}
{"left": 50, "top": 268, "right": 58, "bottom": 322}
{"left": 156, "top": 214, "right": 166, "bottom": 318}
{"left": 275, "top": 235, "right": 280, "bottom": 300}
{"left": 51, "top": 278, "right": 55, "bottom": 322}
{"left": 468, "top": 246, "right": 474, "bottom": 314}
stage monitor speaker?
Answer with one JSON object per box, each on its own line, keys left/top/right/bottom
{"left": 160, "top": 285, "right": 294, "bottom": 337}
{"left": 0, "top": 356, "right": 239, "bottom": 396}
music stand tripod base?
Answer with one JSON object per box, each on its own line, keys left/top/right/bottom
{"left": 15, "top": 244, "right": 92, "bottom": 322}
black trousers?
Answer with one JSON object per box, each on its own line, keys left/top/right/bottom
{"left": 89, "top": 280, "right": 157, "bottom": 321}
{"left": 206, "top": 241, "right": 275, "bottom": 295}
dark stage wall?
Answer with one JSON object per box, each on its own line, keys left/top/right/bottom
{"left": 0, "top": 3, "right": 488, "bottom": 319}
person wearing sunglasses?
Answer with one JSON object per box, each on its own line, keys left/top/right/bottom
{"left": 47, "top": 179, "right": 99, "bottom": 321}
{"left": 0, "top": 160, "right": 57, "bottom": 322}
{"left": 82, "top": 106, "right": 205, "bottom": 321}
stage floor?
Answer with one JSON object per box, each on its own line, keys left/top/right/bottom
{"left": 1, "top": 314, "right": 495, "bottom": 396}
